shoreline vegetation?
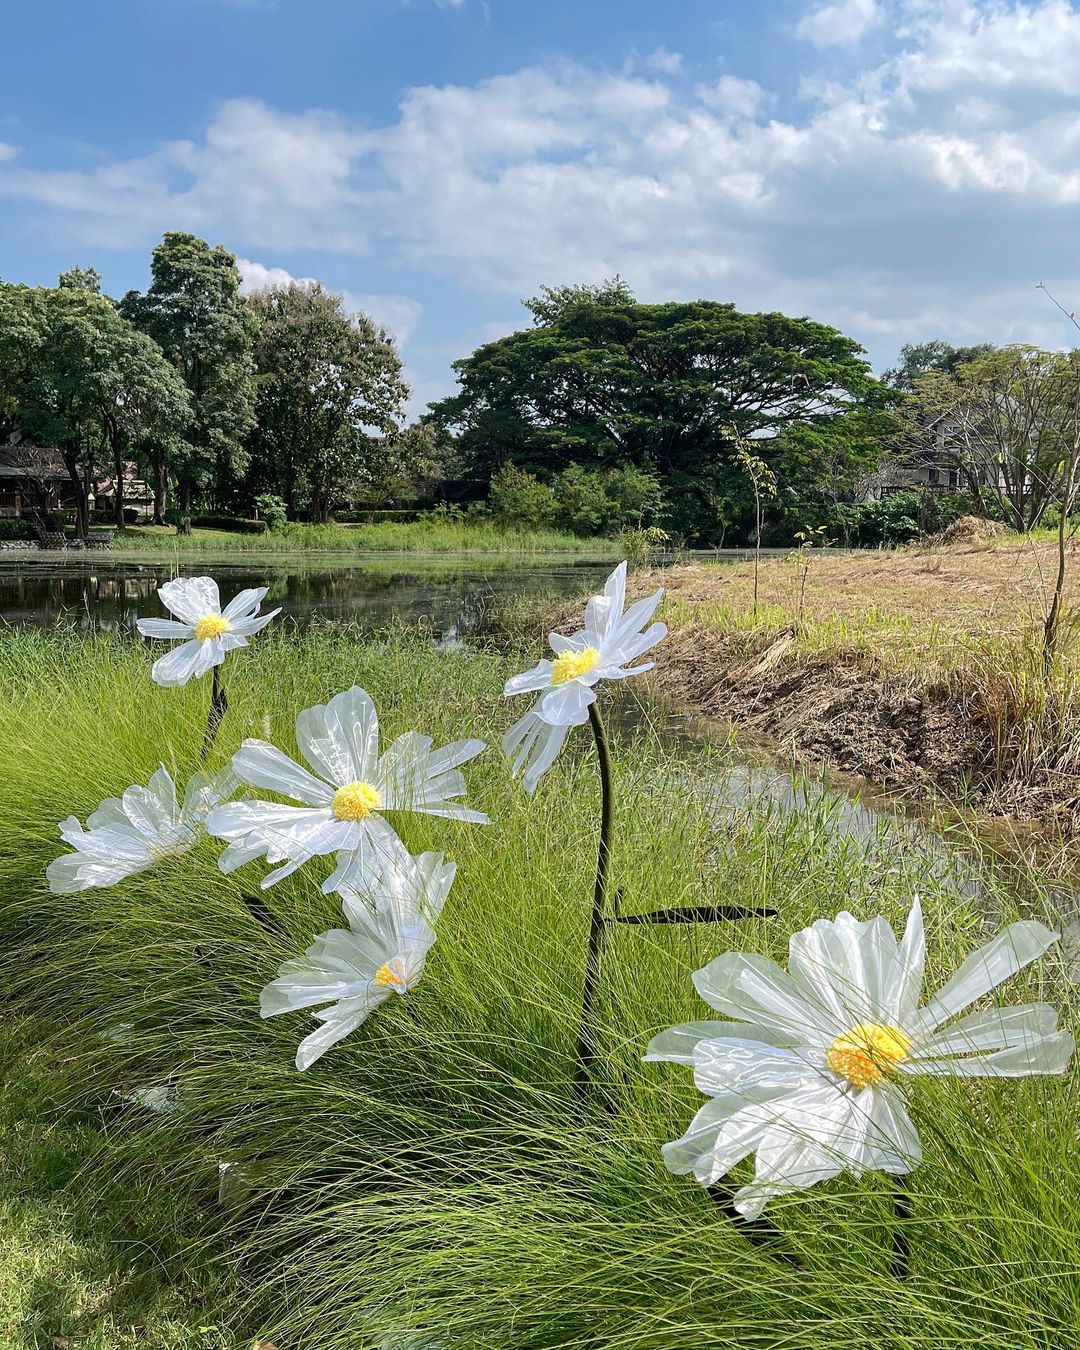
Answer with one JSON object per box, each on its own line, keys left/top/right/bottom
{"left": 3, "top": 624, "right": 1078, "bottom": 1347}
{"left": 84, "top": 520, "right": 623, "bottom": 556}
{"left": 539, "top": 534, "right": 1080, "bottom": 832}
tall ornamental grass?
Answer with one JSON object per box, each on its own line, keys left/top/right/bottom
{"left": 1, "top": 627, "right": 1077, "bottom": 1348}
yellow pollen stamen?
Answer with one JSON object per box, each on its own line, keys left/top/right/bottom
{"left": 551, "top": 646, "right": 600, "bottom": 684}
{"left": 374, "top": 962, "right": 406, "bottom": 991}
{"left": 194, "top": 613, "right": 230, "bottom": 641}
{"left": 331, "top": 780, "right": 382, "bottom": 821}
{"left": 827, "top": 1023, "right": 911, "bottom": 1090}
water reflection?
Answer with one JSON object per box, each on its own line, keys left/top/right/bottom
{"left": 0, "top": 557, "right": 617, "bottom": 639}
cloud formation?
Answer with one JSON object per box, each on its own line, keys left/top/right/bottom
{"left": 2, "top": 0, "right": 1079, "bottom": 385}
{"left": 237, "top": 258, "right": 423, "bottom": 347}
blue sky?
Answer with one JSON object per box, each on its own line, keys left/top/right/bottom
{"left": 3, "top": 0, "right": 1080, "bottom": 415}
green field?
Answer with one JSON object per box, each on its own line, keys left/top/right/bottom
{"left": 2, "top": 625, "right": 1077, "bottom": 1348}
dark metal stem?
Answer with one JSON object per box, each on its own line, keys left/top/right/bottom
{"left": 201, "top": 665, "right": 228, "bottom": 761}
{"left": 890, "top": 1182, "right": 911, "bottom": 1280}
{"left": 572, "top": 702, "right": 615, "bottom": 1109}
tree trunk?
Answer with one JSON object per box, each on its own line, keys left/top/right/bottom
{"left": 178, "top": 479, "right": 194, "bottom": 535}
{"left": 62, "top": 447, "right": 90, "bottom": 540}
{"left": 113, "top": 447, "right": 125, "bottom": 530}
{"left": 152, "top": 458, "right": 168, "bottom": 526}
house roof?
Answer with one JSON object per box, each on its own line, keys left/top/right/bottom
{"left": 0, "top": 443, "right": 67, "bottom": 481}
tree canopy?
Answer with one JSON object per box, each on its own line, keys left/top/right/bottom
{"left": 244, "top": 282, "right": 408, "bottom": 522}
{"left": 429, "top": 284, "right": 886, "bottom": 538}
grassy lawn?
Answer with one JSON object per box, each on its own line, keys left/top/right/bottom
{"left": 0, "top": 1019, "right": 245, "bottom": 1349}
{"left": 103, "top": 521, "right": 620, "bottom": 557}
{"left": 2, "top": 624, "right": 1078, "bottom": 1347}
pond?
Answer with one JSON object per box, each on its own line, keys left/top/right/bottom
{"left": 0, "top": 554, "right": 620, "bottom": 641}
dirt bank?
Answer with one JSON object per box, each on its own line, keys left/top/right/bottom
{"left": 545, "top": 544, "right": 1080, "bottom": 830}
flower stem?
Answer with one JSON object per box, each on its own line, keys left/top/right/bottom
{"left": 202, "top": 666, "right": 228, "bottom": 761}
{"left": 572, "top": 702, "right": 615, "bottom": 1111}
{"left": 890, "top": 1182, "right": 911, "bottom": 1280}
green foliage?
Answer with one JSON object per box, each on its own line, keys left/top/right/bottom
{"left": 553, "top": 461, "right": 664, "bottom": 537}
{"left": 487, "top": 463, "right": 556, "bottom": 528}
{"left": 254, "top": 493, "right": 288, "bottom": 530}
{"left": 836, "top": 491, "right": 979, "bottom": 547}
{"left": 57, "top": 264, "right": 103, "bottom": 295}
{"left": 883, "top": 339, "right": 996, "bottom": 391}
{"left": 244, "top": 281, "right": 407, "bottom": 522}
{"left": 120, "top": 233, "right": 256, "bottom": 511}
{"left": 2, "top": 629, "right": 1078, "bottom": 1348}
{"left": 431, "top": 282, "right": 886, "bottom": 538}
{"left": 0, "top": 519, "right": 33, "bottom": 540}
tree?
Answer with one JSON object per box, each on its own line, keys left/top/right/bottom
{"left": 244, "top": 282, "right": 407, "bottom": 521}
{"left": 58, "top": 266, "right": 103, "bottom": 295}
{"left": 883, "top": 340, "right": 995, "bottom": 391}
{"left": 120, "top": 233, "right": 256, "bottom": 521}
{"left": 0, "top": 285, "right": 190, "bottom": 536}
{"left": 901, "top": 346, "right": 1073, "bottom": 532}
{"left": 430, "top": 283, "right": 883, "bottom": 538}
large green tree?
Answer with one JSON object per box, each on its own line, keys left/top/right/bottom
{"left": 430, "top": 283, "right": 885, "bottom": 538}
{"left": 120, "top": 233, "right": 255, "bottom": 519}
{"left": 0, "top": 285, "right": 189, "bottom": 535}
{"left": 244, "top": 282, "right": 407, "bottom": 521}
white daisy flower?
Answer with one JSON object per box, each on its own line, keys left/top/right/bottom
{"left": 205, "top": 685, "right": 487, "bottom": 892}
{"left": 136, "top": 576, "right": 280, "bottom": 687}
{"left": 46, "top": 764, "right": 234, "bottom": 894}
{"left": 502, "top": 561, "right": 666, "bottom": 793}
{"left": 647, "top": 899, "right": 1073, "bottom": 1218}
{"left": 260, "top": 844, "right": 456, "bottom": 1070}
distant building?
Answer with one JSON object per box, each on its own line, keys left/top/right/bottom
{"left": 0, "top": 436, "right": 75, "bottom": 518}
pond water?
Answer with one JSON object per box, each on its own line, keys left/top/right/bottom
{"left": 0, "top": 555, "right": 618, "bottom": 642}
{"left": 4, "top": 551, "right": 1076, "bottom": 925}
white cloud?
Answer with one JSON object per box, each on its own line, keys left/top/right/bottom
{"left": 797, "top": 0, "right": 883, "bottom": 48}
{"left": 237, "top": 258, "right": 423, "bottom": 346}
{"left": 4, "top": 1, "right": 1080, "bottom": 389}
{"left": 0, "top": 142, "right": 17, "bottom": 163}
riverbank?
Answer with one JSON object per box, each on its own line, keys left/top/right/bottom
{"left": 87, "top": 520, "right": 621, "bottom": 556}
{"left": 3, "top": 625, "right": 1078, "bottom": 1347}
{"left": 582, "top": 536, "right": 1080, "bottom": 828}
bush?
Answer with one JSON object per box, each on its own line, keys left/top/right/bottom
{"left": 553, "top": 462, "right": 665, "bottom": 537}
{"left": 254, "top": 494, "right": 289, "bottom": 531}
{"left": 331, "top": 508, "right": 424, "bottom": 525}
{"left": 487, "top": 464, "right": 555, "bottom": 529}
{"left": 0, "top": 518, "right": 33, "bottom": 540}
{"left": 191, "top": 515, "right": 269, "bottom": 536}
{"left": 838, "top": 491, "right": 981, "bottom": 547}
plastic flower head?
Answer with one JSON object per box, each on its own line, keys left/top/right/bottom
{"left": 47, "top": 764, "right": 234, "bottom": 894}
{"left": 260, "top": 843, "right": 456, "bottom": 1070}
{"left": 205, "top": 685, "right": 487, "bottom": 892}
{"left": 136, "top": 576, "right": 280, "bottom": 687}
{"left": 646, "top": 899, "right": 1073, "bottom": 1219}
{"left": 502, "top": 561, "right": 666, "bottom": 792}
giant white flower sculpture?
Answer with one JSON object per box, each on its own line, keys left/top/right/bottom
{"left": 502, "top": 561, "right": 666, "bottom": 792}
{"left": 261, "top": 843, "right": 456, "bottom": 1069}
{"left": 205, "top": 685, "right": 487, "bottom": 891}
{"left": 647, "top": 899, "right": 1073, "bottom": 1218}
{"left": 47, "top": 764, "right": 233, "bottom": 894}
{"left": 137, "top": 576, "right": 280, "bottom": 687}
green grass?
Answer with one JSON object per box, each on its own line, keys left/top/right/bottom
{"left": 0, "top": 1018, "right": 244, "bottom": 1349}
{"left": 108, "top": 520, "right": 619, "bottom": 556}
{"left": 1, "top": 627, "right": 1078, "bottom": 1348}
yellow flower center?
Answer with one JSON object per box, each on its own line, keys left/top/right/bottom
{"left": 194, "top": 613, "right": 231, "bottom": 641}
{"left": 374, "top": 962, "right": 406, "bottom": 991}
{"left": 331, "top": 780, "right": 382, "bottom": 821}
{"left": 826, "top": 1023, "right": 911, "bottom": 1090}
{"left": 551, "top": 646, "right": 600, "bottom": 685}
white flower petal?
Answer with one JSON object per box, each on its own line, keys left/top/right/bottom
{"left": 150, "top": 638, "right": 207, "bottom": 688}
{"left": 502, "top": 707, "right": 569, "bottom": 794}
{"left": 296, "top": 686, "right": 380, "bottom": 786}
{"left": 693, "top": 952, "right": 840, "bottom": 1044}
{"left": 136, "top": 618, "right": 193, "bottom": 639}
{"left": 230, "top": 608, "right": 280, "bottom": 636}
{"left": 230, "top": 740, "right": 335, "bottom": 806}
{"left": 644, "top": 1020, "right": 797, "bottom": 1065}
{"left": 914, "top": 920, "right": 1061, "bottom": 1036}
{"left": 537, "top": 680, "right": 596, "bottom": 727}
{"left": 905, "top": 1031, "right": 1074, "bottom": 1078}
{"left": 913, "top": 1003, "right": 1059, "bottom": 1058}
{"left": 788, "top": 910, "right": 902, "bottom": 1027}
{"left": 158, "top": 576, "right": 220, "bottom": 624}
{"left": 504, "top": 662, "right": 555, "bottom": 697}
{"left": 295, "top": 991, "right": 389, "bottom": 1070}
{"left": 221, "top": 586, "right": 268, "bottom": 621}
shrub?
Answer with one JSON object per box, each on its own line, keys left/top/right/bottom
{"left": 487, "top": 464, "right": 555, "bottom": 529}
{"left": 191, "top": 515, "right": 269, "bottom": 535}
{"left": 0, "top": 518, "right": 33, "bottom": 540}
{"left": 254, "top": 494, "right": 289, "bottom": 531}
{"left": 553, "top": 462, "right": 666, "bottom": 537}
